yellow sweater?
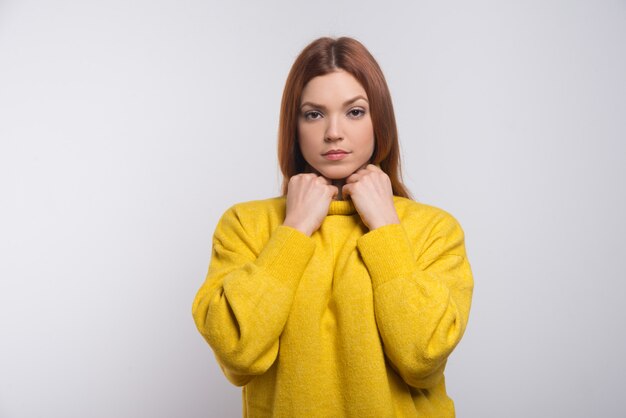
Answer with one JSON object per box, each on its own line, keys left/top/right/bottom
{"left": 192, "top": 195, "right": 473, "bottom": 417}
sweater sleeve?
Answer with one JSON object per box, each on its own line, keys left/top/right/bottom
{"left": 192, "top": 205, "right": 315, "bottom": 386}
{"left": 356, "top": 213, "right": 473, "bottom": 389}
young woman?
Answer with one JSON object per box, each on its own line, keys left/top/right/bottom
{"left": 192, "top": 36, "right": 473, "bottom": 417}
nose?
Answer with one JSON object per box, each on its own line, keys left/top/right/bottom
{"left": 324, "top": 115, "right": 343, "bottom": 142}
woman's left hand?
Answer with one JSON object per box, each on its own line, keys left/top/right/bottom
{"left": 342, "top": 164, "right": 400, "bottom": 230}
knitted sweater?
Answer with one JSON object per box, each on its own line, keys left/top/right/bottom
{"left": 192, "top": 195, "right": 473, "bottom": 417}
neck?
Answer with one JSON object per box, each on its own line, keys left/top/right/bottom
{"left": 332, "top": 178, "right": 347, "bottom": 200}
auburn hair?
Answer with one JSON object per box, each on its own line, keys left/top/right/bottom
{"left": 277, "top": 36, "right": 412, "bottom": 199}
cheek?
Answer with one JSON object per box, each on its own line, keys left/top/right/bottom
{"left": 353, "top": 122, "right": 375, "bottom": 150}
{"left": 297, "top": 124, "right": 319, "bottom": 154}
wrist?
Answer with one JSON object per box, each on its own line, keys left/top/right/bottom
{"left": 282, "top": 219, "right": 313, "bottom": 237}
{"left": 369, "top": 215, "right": 400, "bottom": 230}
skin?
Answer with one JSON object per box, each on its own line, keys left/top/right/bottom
{"left": 282, "top": 70, "right": 400, "bottom": 236}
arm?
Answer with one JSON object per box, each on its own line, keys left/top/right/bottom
{"left": 356, "top": 213, "right": 473, "bottom": 389}
{"left": 192, "top": 205, "right": 315, "bottom": 386}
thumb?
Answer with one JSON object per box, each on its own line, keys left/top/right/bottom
{"left": 329, "top": 184, "right": 339, "bottom": 199}
{"left": 342, "top": 183, "right": 351, "bottom": 199}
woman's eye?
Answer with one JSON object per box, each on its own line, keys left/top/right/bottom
{"left": 304, "top": 111, "right": 322, "bottom": 120}
{"left": 348, "top": 108, "right": 365, "bottom": 118}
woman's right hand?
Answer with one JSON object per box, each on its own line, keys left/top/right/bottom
{"left": 282, "top": 173, "right": 338, "bottom": 236}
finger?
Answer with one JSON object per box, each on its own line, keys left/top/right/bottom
{"left": 329, "top": 185, "right": 339, "bottom": 199}
{"left": 342, "top": 183, "right": 351, "bottom": 198}
{"left": 319, "top": 175, "right": 332, "bottom": 185}
{"left": 346, "top": 171, "right": 362, "bottom": 183}
{"left": 345, "top": 174, "right": 357, "bottom": 184}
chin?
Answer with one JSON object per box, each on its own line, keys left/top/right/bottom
{"left": 317, "top": 166, "right": 356, "bottom": 180}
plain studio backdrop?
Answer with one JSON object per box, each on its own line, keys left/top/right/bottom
{"left": 1, "top": 0, "right": 625, "bottom": 417}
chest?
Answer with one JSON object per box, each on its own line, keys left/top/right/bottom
{"left": 290, "top": 215, "right": 373, "bottom": 316}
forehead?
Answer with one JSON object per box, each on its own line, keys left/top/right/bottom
{"left": 300, "top": 70, "right": 367, "bottom": 103}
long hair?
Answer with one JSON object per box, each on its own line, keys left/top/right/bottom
{"left": 277, "top": 36, "right": 412, "bottom": 199}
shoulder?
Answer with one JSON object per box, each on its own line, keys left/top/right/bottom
{"left": 214, "top": 196, "right": 287, "bottom": 241}
{"left": 392, "top": 196, "right": 468, "bottom": 261}
{"left": 392, "top": 196, "right": 465, "bottom": 240}
{"left": 394, "top": 196, "right": 461, "bottom": 225}
{"left": 223, "top": 196, "right": 286, "bottom": 220}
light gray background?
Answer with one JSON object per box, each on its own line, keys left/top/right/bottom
{"left": 1, "top": 0, "right": 625, "bottom": 417}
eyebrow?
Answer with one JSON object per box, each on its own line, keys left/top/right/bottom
{"left": 300, "top": 95, "right": 369, "bottom": 111}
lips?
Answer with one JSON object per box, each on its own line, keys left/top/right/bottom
{"left": 322, "top": 150, "right": 350, "bottom": 161}
{"left": 322, "top": 149, "right": 350, "bottom": 156}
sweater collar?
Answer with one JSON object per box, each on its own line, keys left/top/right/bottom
{"left": 328, "top": 199, "right": 357, "bottom": 215}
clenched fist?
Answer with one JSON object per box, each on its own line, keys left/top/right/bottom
{"left": 342, "top": 164, "right": 400, "bottom": 230}
{"left": 282, "top": 173, "right": 338, "bottom": 236}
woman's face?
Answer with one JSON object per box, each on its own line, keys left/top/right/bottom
{"left": 297, "top": 69, "right": 375, "bottom": 180}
